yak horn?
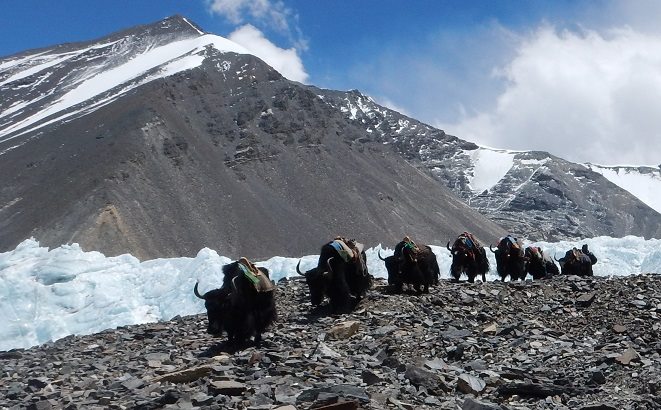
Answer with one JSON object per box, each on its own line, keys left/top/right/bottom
{"left": 490, "top": 245, "right": 496, "bottom": 253}
{"left": 193, "top": 282, "right": 206, "bottom": 300}
{"left": 553, "top": 254, "right": 561, "bottom": 262}
{"left": 326, "top": 257, "right": 334, "bottom": 274}
{"left": 296, "top": 259, "right": 305, "bottom": 276}
{"left": 378, "top": 250, "right": 386, "bottom": 261}
{"left": 446, "top": 241, "right": 452, "bottom": 252}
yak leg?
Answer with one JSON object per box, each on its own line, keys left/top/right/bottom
{"left": 467, "top": 269, "right": 476, "bottom": 283}
{"left": 450, "top": 263, "right": 461, "bottom": 282}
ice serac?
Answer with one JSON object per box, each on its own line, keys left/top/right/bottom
{"left": 0, "top": 16, "right": 505, "bottom": 259}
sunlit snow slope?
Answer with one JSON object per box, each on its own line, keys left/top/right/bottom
{"left": 585, "top": 163, "right": 661, "bottom": 214}
{"left": 0, "top": 16, "right": 248, "bottom": 147}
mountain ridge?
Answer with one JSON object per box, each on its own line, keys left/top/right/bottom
{"left": 0, "top": 16, "right": 659, "bottom": 260}
{"left": 0, "top": 23, "right": 505, "bottom": 259}
{"left": 313, "top": 87, "right": 661, "bottom": 240}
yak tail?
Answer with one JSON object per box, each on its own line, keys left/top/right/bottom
{"left": 377, "top": 250, "right": 386, "bottom": 261}
{"left": 193, "top": 282, "right": 205, "bottom": 300}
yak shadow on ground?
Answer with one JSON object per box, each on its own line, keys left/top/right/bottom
{"left": 197, "top": 337, "right": 275, "bottom": 357}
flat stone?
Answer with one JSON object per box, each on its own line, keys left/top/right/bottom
{"left": 209, "top": 380, "right": 246, "bottom": 396}
{"left": 457, "top": 373, "right": 486, "bottom": 395}
{"left": 150, "top": 365, "right": 214, "bottom": 383}
{"left": 327, "top": 321, "right": 360, "bottom": 339}
{"left": 615, "top": 348, "right": 639, "bottom": 365}
{"left": 483, "top": 323, "right": 498, "bottom": 334}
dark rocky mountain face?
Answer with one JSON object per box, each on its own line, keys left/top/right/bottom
{"left": 316, "top": 90, "right": 661, "bottom": 240}
{"left": 1, "top": 16, "right": 658, "bottom": 261}
{"left": 0, "top": 18, "right": 503, "bottom": 259}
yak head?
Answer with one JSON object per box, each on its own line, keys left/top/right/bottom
{"left": 555, "top": 248, "right": 580, "bottom": 270}
{"left": 491, "top": 237, "right": 522, "bottom": 260}
{"left": 525, "top": 246, "right": 544, "bottom": 265}
{"left": 448, "top": 239, "right": 472, "bottom": 259}
{"left": 194, "top": 283, "right": 230, "bottom": 336}
{"left": 297, "top": 259, "right": 330, "bottom": 306}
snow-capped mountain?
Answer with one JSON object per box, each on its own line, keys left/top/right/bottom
{"left": 0, "top": 16, "right": 247, "bottom": 145}
{"left": 316, "top": 89, "right": 661, "bottom": 241}
{"left": 584, "top": 163, "right": 661, "bottom": 214}
{"left": 0, "top": 16, "right": 504, "bottom": 259}
{"left": 0, "top": 16, "right": 658, "bottom": 259}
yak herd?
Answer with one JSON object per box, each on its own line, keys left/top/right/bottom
{"left": 193, "top": 233, "right": 598, "bottom": 346}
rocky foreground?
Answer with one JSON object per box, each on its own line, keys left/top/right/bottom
{"left": 2, "top": 274, "right": 661, "bottom": 410}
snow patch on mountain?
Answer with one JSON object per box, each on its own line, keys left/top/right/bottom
{"left": 585, "top": 163, "right": 661, "bottom": 214}
{"left": 0, "top": 34, "right": 249, "bottom": 143}
{"left": 467, "top": 148, "right": 515, "bottom": 194}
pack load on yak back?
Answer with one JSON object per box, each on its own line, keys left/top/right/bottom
{"left": 379, "top": 235, "right": 440, "bottom": 293}
{"left": 193, "top": 257, "right": 277, "bottom": 346}
{"left": 446, "top": 231, "right": 489, "bottom": 283}
{"left": 524, "top": 246, "right": 560, "bottom": 280}
{"left": 297, "top": 236, "right": 371, "bottom": 314}
{"left": 555, "top": 247, "right": 595, "bottom": 276}
{"left": 582, "top": 244, "right": 598, "bottom": 265}
{"left": 491, "top": 234, "right": 527, "bottom": 281}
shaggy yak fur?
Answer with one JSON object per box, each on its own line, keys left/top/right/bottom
{"left": 556, "top": 248, "right": 594, "bottom": 277}
{"left": 380, "top": 240, "right": 440, "bottom": 293}
{"left": 297, "top": 239, "right": 371, "bottom": 313}
{"left": 447, "top": 233, "right": 490, "bottom": 283}
{"left": 194, "top": 259, "right": 276, "bottom": 345}
{"left": 524, "top": 246, "right": 559, "bottom": 279}
{"left": 491, "top": 235, "right": 527, "bottom": 281}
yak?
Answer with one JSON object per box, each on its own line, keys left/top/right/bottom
{"left": 555, "top": 248, "right": 594, "bottom": 276}
{"left": 194, "top": 257, "right": 276, "bottom": 346}
{"left": 379, "top": 237, "right": 440, "bottom": 293}
{"left": 524, "top": 246, "right": 559, "bottom": 280}
{"left": 447, "top": 232, "right": 489, "bottom": 283}
{"left": 297, "top": 237, "right": 371, "bottom": 313}
{"left": 491, "top": 235, "right": 527, "bottom": 281}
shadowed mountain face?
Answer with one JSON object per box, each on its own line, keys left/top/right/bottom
{"left": 0, "top": 26, "right": 503, "bottom": 259}
{"left": 1, "top": 16, "right": 658, "bottom": 260}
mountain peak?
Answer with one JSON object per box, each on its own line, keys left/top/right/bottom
{"left": 99, "top": 15, "right": 205, "bottom": 45}
{"left": 147, "top": 15, "right": 206, "bottom": 36}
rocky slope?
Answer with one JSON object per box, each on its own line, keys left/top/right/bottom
{"left": 2, "top": 274, "right": 660, "bottom": 409}
{"left": 584, "top": 164, "right": 661, "bottom": 215}
{"left": 0, "top": 16, "right": 503, "bottom": 260}
{"left": 2, "top": 16, "right": 660, "bottom": 261}
{"left": 317, "top": 89, "right": 661, "bottom": 241}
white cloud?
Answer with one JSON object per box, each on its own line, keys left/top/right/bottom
{"left": 437, "top": 25, "right": 661, "bottom": 166}
{"left": 228, "top": 24, "right": 308, "bottom": 83}
{"left": 206, "top": 0, "right": 307, "bottom": 51}
{"left": 208, "top": 0, "right": 289, "bottom": 31}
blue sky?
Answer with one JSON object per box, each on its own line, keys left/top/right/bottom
{"left": 2, "top": 1, "right": 660, "bottom": 166}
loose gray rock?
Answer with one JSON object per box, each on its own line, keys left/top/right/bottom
{"left": 1, "top": 274, "right": 661, "bottom": 409}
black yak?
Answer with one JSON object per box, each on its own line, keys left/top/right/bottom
{"left": 447, "top": 232, "right": 490, "bottom": 283}
{"left": 194, "top": 257, "right": 276, "bottom": 345}
{"left": 297, "top": 237, "right": 371, "bottom": 313}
